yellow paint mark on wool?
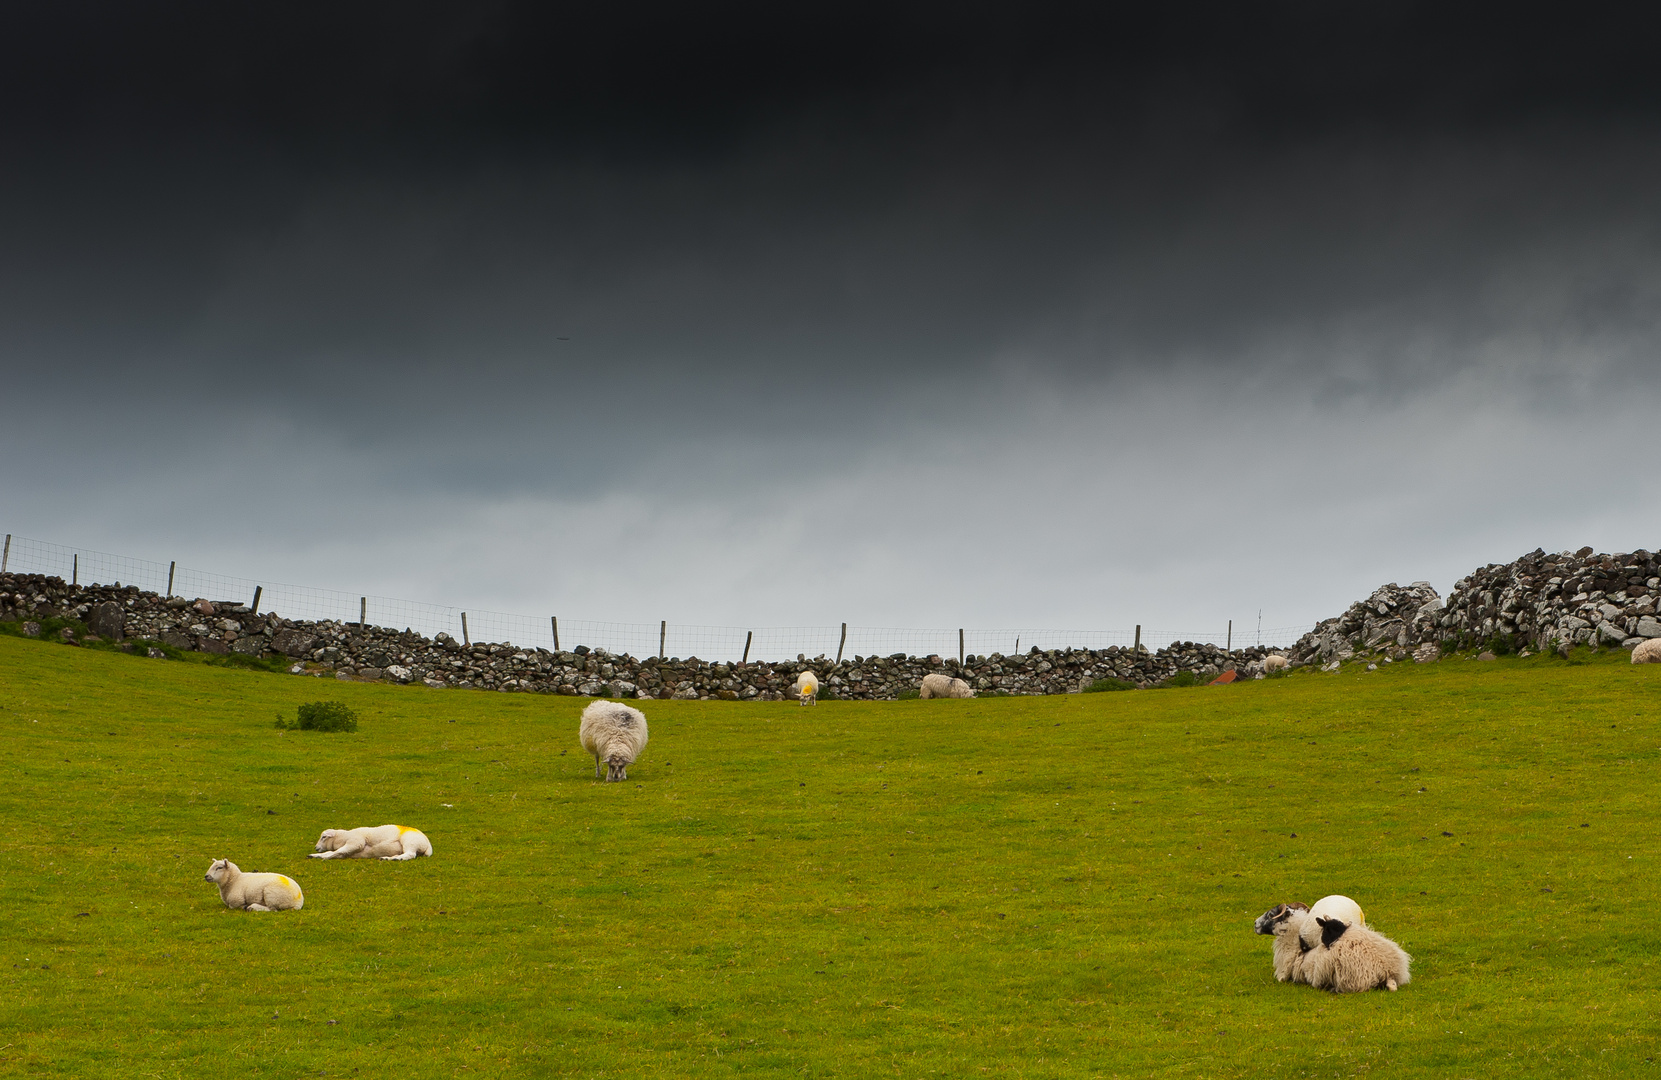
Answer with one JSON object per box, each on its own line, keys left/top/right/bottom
{"left": 396, "top": 825, "right": 415, "bottom": 835}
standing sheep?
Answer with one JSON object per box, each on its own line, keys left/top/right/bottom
{"left": 919, "top": 673, "right": 975, "bottom": 699}
{"left": 203, "top": 859, "right": 304, "bottom": 911}
{"left": 1302, "top": 916, "right": 1412, "bottom": 992}
{"left": 580, "top": 700, "right": 650, "bottom": 781}
{"left": 1263, "top": 654, "right": 1290, "bottom": 674}
{"left": 310, "top": 825, "right": 433, "bottom": 860}
{"left": 1632, "top": 638, "right": 1661, "bottom": 664}
{"left": 792, "top": 670, "right": 819, "bottom": 706}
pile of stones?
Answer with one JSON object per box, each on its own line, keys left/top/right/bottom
{"left": 1433, "top": 546, "right": 1661, "bottom": 653}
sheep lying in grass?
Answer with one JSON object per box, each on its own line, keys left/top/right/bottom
{"left": 1303, "top": 916, "right": 1412, "bottom": 992}
{"left": 1263, "top": 654, "right": 1289, "bottom": 674}
{"left": 919, "top": 672, "right": 975, "bottom": 699}
{"left": 1254, "top": 902, "right": 1315, "bottom": 983}
{"left": 580, "top": 700, "right": 649, "bottom": 781}
{"left": 310, "top": 825, "right": 433, "bottom": 861}
{"left": 792, "top": 670, "right": 819, "bottom": 706}
{"left": 204, "top": 859, "right": 304, "bottom": 911}
{"left": 1632, "top": 638, "right": 1661, "bottom": 664}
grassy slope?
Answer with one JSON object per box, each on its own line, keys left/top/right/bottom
{"left": 1, "top": 635, "right": 1659, "bottom": 1078}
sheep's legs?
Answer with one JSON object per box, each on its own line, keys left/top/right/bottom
{"left": 594, "top": 755, "right": 603, "bottom": 779}
{"left": 380, "top": 851, "right": 419, "bottom": 861}
{"left": 245, "top": 903, "right": 272, "bottom": 911}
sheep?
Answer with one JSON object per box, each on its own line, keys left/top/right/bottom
{"left": 1302, "top": 916, "right": 1412, "bottom": 992}
{"left": 1263, "top": 654, "right": 1290, "bottom": 674}
{"left": 203, "top": 859, "right": 304, "bottom": 911}
{"left": 1297, "top": 894, "right": 1367, "bottom": 952}
{"left": 1632, "top": 638, "right": 1661, "bottom": 664}
{"left": 792, "top": 670, "right": 819, "bottom": 706}
{"left": 919, "top": 672, "right": 975, "bottom": 699}
{"left": 309, "top": 825, "right": 433, "bottom": 861}
{"left": 580, "top": 699, "right": 649, "bottom": 781}
{"left": 1254, "top": 902, "right": 1315, "bottom": 983}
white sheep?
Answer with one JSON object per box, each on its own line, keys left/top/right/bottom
{"left": 792, "top": 670, "right": 819, "bottom": 706}
{"left": 919, "top": 672, "right": 975, "bottom": 699}
{"left": 1297, "top": 894, "right": 1366, "bottom": 952}
{"left": 1302, "top": 916, "right": 1412, "bottom": 992}
{"left": 1632, "top": 638, "right": 1661, "bottom": 664}
{"left": 580, "top": 699, "right": 650, "bottom": 781}
{"left": 1263, "top": 654, "right": 1290, "bottom": 674}
{"left": 309, "top": 825, "right": 433, "bottom": 861}
{"left": 1253, "top": 901, "right": 1315, "bottom": 983}
{"left": 203, "top": 859, "right": 304, "bottom": 911}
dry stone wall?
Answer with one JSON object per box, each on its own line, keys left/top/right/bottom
{"left": 0, "top": 571, "right": 1279, "bottom": 699}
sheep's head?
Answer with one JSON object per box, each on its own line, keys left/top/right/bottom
{"left": 606, "top": 754, "right": 630, "bottom": 782}
{"left": 1253, "top": 901, "right": 1309, "bottom": 935}
{"left": 314, "top": 829, "right": 340, "bottom": 852}
{"left": 1316, "top": 916, "right": 1351, "bottom": 948}
{"left": 204, "top": 858, "right": 233, "bottom": 884}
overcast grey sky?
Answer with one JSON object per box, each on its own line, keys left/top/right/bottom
{"left": 4, "top": 2, "right": 1661, "bottom": 639}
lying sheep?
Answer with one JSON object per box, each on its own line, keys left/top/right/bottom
{"left": 310, "top": 825, "right": 433, "bottom": 861}
{"left": 580, "top": 699, "right": 649, "bottom": 781}
{"left": 793, "top": 670, "right": 819, "bottom": 706}
{"left": 1254, "top": 902, "right": 1315, "bottom": 983}
{"left": 1263, "top": 654, "right": 1289, "bottom": 674}
{"left": 919, "top": 672, "right": 975, "bottom": 699}
{"left": 1632, "top": 638, "right": 1661, "bottom": 664}
{"left": 1303, "top": 916, "right": 1412, "bottom": 992}
{"left": 1298, "top": 894, "right": 1366, "bottom": 952}
{"left": 203, "top": 859, "right": 304, "bottom": 911}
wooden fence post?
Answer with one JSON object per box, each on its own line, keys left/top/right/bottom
{"left": 836, "top": 623, "right": 847, "bottom": 665}
{"left": 251, "top": 586, "right": 262, "bottom": 615}
{"left": 1, "top": 534, "right": 9, "bottom": 572}
{"left": 551, "top": 616, "right": 560, "bottom": 651}
{"left": 660, "top": 620, "right": 667, "bottom": 660}
{"left": 742, "top": 630, "right": 752, "bottom": 664}
{"left": 959, "top": 628, "right": 965, "bottom": 666}
{"left": 1227, "top": 620, "right": 1232, "bottom": 651}
{"left": 166, "top": 560, "right": 176, "bottom": 598}
{"left": 461, "top": 612, "right": 470, "bottom": 646}
{"left": 1134, "top": 625, "right": 1141, "bottom": 654}
{"left": 72, "top": 553, "right": 78, "bottom": 586}
{"left": 359, "top": 597, "right": 367, "bottom": 628}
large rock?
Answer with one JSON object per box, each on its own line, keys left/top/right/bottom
{"left": 160, "top": 631, "right": 194, "bottom": 651}
{"left": 271, "top": 629, "right": 317, "bottom": 658}
{"left": 197, "top": 637, "right": 230, "bottom": 655}
{"left": 232, "top": 637, "right": 266, "bottom": 655}
{"left": 86, "top": 600, "right": 125, "bottom": 641}
{"left": 1636, "top": 616, "right": 1661, "bottom": 639}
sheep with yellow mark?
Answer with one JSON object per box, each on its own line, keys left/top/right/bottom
{"left": 309, "top": 824, "right": 433, "bottom": 860}
{"left": 203, "top": 859, "right": 304, "bottom": 911}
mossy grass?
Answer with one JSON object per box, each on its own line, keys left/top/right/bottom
{"left": 2, "top": 633, "right": 1660, "bottom": 1075}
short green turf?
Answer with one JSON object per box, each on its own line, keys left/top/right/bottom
{"left": 3, "top": 635, "right": 1659, "bottom": 1077}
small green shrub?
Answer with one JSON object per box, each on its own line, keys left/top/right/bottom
{"left": 1083, "top": 677, "right": 1136, "bottom": 693}
{"left": 277, "top": 701, "right": 359, "bottom": 732}
{"left": 896, "top": 689, "right": 921, "bottom": 700}
{"left": 1151, "top": 671, "right": 1201, "bottom": 690}
{"left": 1490, "top": 632, "right": 1515, "bottom": 656}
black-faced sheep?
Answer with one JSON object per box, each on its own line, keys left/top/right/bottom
{"left": 580, "top": 699, "right": 650, "bottom": 781}
{"left": 309, "top": 825, "right": 433, "bottom": 860}
{"left": 203, "top": 859, "right": 304, "bottom": 911}
{"left": 1303, "top": 916, "right": 1412, "bottom": 992}
{"left": 919, "top": 673, "right": 974, "bottom": 699}
{"left": 1254, "top": 902, "right": 1314, "bottom": 983}
{"left": 793, "top": 670, "right": 819, "bottom": 706}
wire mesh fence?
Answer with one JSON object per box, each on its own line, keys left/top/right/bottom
{"left": 0, "top": 532, "right": 1312, "bottom": 661}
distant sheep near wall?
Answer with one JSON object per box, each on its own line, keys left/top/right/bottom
{"left": 203, "top": 859, "right": 304, "bottom": 911}
{"left": 1632, "top": 638, "right": 1661, "bottom": 664}
{"left": 580, "top": 700, "right": 650, "bottom": 781}
{"left": 1263, "top": 654, "right": 1290, "bottom": 674}
{"left": 310, "top": 825, "right": 433, "bottom": 861}
{"left": 793, "top": 671, "right": 820, "bottom": 706}
{"left": 918, "top": 673, "right": 974, "bottom": 699}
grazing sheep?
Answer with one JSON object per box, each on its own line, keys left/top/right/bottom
{"left": 203, "top": 859, "right": 304, "bottom": 911}
{"left": 1303, "top": 916, "right": 1413, "bottom": 992}
{"left": 919, "top": 672, "right": 975, "bottom": 699}
{"left": 580, "top": 699, "right": 650, "bottom": 781}
{"left": 792, "top": 670, "right": 819, "bottom": 706}
{"left": 1632, "top": 638, "right": 1661, "bottom": 664}
{"left": 1253, "top": 902, "right": 1315, "bottom": 983}
{"left": 309, "top": 825, "right": 433, "bottom": 861}
{"left": 1263, "top": 654, "right": 1290, "bottom": 674}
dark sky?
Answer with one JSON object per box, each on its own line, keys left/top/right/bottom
{"left": 5, "top": 2, "right": 1661, "bottom": 640}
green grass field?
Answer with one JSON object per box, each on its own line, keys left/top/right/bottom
{"left": 3, "top": 634, "right": 1659, "bottom": 1078}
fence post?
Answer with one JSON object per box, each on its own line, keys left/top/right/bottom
{"left": 166, "top": 560, "right": 176, "bottom": 598}
{"left": 551, "top": 616, "right": 560, "bottom": 651}
{"left": 660, "top": 620, "right": 667, "bottom": 660}
{"left": 836, "top": 623, "right": 847, "bottom": 665}
{"left": 1134, "top": 625, "right": 1141, "bottom": 654}
{"left": 360, "top": 597, "right": 367, "bottom": 628}
{"left": 251, "top": 586, "right": 262, "bottom": 615}
{"left": 461, "top": 612, "right": 470, "bottom": 646}
{"left": 1, "top": 534, "right": 8, "bottom": 572}
{"left": 72, "top": 553, "right": 78, "bottom": 586}
{"left": 742, "top": 630, "right": 752, "bottom": 664}
{"left": 1227, "top": 619, "right": 1232, "bottom": 651}
{"left": 959, "top": 628, "right": 965, "bottom": 666}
